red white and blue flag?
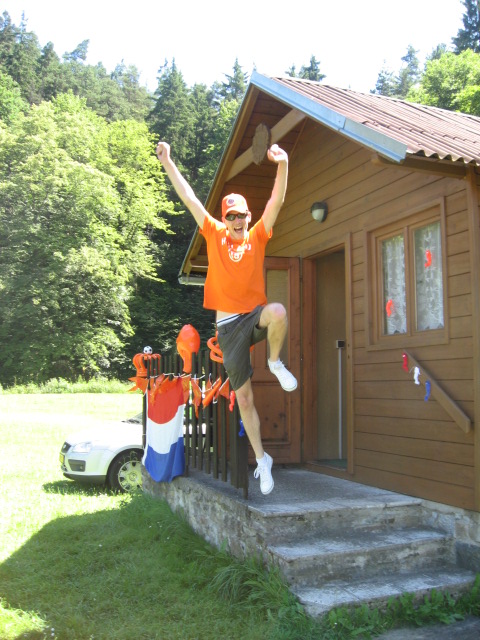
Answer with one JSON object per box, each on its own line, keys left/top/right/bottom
{"left": 142, "top": 377, "right": 185, "bottom": 482}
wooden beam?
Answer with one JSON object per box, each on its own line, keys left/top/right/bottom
{"left": 371, "top": 153, "right": 467, "bottom": 180}
{"left": 403, "top": 350, "right": 472, "bottom": 434}
{"left": 227, "top": 109, "right": 306, "bottom": 180}
{"left": 466, "top": 167, "right": 480, "bottom": 509}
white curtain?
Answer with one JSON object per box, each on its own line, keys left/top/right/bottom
{"left": 414, "top": 222, "right": 444, "bottom": 331}
{"left": 382, "top": 234, "right": 407, "bottom": 335}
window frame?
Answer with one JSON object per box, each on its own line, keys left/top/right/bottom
{"left": 366, "top": 200, "right": 449, "bottom": 350}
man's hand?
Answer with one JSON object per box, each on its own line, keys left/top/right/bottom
{"left": 156, "top": 141, "right": 171, "bottom": 164}
{"left": 267, "top": 144, "right": 288, "bottom": 164}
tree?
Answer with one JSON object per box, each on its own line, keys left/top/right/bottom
{"left": 217, "top": 58, "right": 248, "bottom": 101}
{"left": 0, "top": 94, "right": 172, "bottom": 384}
{"left": 0, "top": 70, "right": 27, "bottom": 122}
{"left": 287, "top": 56, "right": 326, "bottom": 82}
{"left": 373, "top": 45, "right": 420, "bottom": 98}
{"left": 453, "top": 0, "right": 480, "bottom": 53}
{"left": 407, "top": 49, "right": 480, "bottom": 113}
{"left": 373, "top": 64, "right": 398, "bottom": 97}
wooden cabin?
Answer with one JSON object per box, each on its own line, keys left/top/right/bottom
{"left": 179, "top": 71, "right": 480, "bottom": 512}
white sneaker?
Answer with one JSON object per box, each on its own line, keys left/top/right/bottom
{"left": 268, "top": 359, "right": 297, "bottom": 391}
{"left": 254, "top": 452, "right": 274, "bottom": 495}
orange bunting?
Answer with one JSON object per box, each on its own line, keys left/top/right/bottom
{"left": 190, "top": 377, "right": 203, "bottom": 418}
{"left": 217, "top": 377, "right": 230, "bottom": 400}
{"left": 149, "top": 373, "right": 166, "bottom": 404}
{"left": 181, "top": 375, "right": 191, "bottom": 404}
{"left": 203, "top": 377, "right": 222, "bottom": 407}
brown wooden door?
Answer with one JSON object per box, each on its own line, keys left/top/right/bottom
{"left": 251, "top": 256, "right": 301, "bottom": 463}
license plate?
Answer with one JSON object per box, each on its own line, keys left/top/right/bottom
{"left": 59, "top": 453, "right": 65, "bottom": 465}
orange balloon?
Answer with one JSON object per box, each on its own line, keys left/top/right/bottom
{"left": 176, "top": 324, "right": 200, "bottom": 373}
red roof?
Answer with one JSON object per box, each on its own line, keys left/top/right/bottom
{"left": 272, "top": 77, "right": 480, "bottom": 166}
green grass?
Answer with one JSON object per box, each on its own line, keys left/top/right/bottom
{"left": 0, "top": 393, "right": 313, "bottom": 640}
{"left": 1, "top": 393, "right": 479, "bottom": 640}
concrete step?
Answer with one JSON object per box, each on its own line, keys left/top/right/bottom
{"left": 293, "top": 567, "right": 477, "bottom": 619}
{"left": 248, "top": 494, "right": 425, "bottom": 545}
{"left": 268, "top": 527, "right": 454, "bottom": 587}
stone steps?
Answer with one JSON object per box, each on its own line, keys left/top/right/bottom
{"left": 145, "top": 467, "right": 479, "bottom": 618}
{"left": 293, "top": 567, "right": 476, "bottom": 618}
{"left": 267, "top": 526, "right": 454, "bottom": 587}
{"left": 243, "top": 474, "right": 478, "bottom": 618}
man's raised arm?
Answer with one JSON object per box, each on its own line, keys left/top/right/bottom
{"left": 156, "top": 141, "right": 207, "bottom": 229}
{"left": 261, "top": 144, "right": 289, "bottom": 235}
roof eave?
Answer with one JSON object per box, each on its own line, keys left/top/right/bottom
{"left": 250, "top": 71, "right": 408, "bottom": 163}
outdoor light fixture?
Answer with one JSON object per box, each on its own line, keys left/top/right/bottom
{"left": 311, "top": 201, "right": 328, "bottom": 223}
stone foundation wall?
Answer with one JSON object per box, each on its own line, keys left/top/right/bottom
{"left": 142, "top": 468, "right": 260, "bottom": 559}
{"left": 422, "top": 499, "right": 480, "bottom": 573}
{"left": 142, "top": 467, "right": 480, "bottom": 570}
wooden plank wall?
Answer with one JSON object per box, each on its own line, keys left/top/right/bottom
{"left": 269, "top": 119, "right": 476, "bottom": 510}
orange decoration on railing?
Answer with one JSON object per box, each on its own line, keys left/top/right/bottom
{"left": 207, "top": 332, "right": 224, "bottom": 363}
{"left": 203, "top": 377, "right": 222, "bottom": 407}
{"left": 176, "top": 324, "right": 200, "bottom": 373}
{"left": 129, "top": 352, "right": 161, "bottom": 393}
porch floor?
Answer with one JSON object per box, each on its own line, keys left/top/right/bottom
{"left": 187, "top": 464, "right": 420, "bottom": 512}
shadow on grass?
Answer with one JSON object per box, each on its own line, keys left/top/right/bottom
{"left": 0, "top": 495, "right": 200, "bottom": 640}
{"left": 42, "top": 479, "right": 113, "bottom": 496}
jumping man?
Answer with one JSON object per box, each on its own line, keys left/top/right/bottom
{"left": 156, "top": 141, "right": 297, "bottom": 495}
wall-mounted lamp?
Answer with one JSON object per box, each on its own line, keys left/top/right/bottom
{"left": 311, "top": 201, "right": 328, "bottom": 223}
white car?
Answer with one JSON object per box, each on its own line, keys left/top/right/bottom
{"left": 59, "top": 414, "right": 144, "bottom": 492}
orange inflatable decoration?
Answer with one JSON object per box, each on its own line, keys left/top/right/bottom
{"left": 176, "top": 324, "right": 200, "bottom": 373}
{"left": 129, "top": 352, "right": 161, "bottom": 393}
{"left": 207, "top": 332, "right": 223, "bottom": 363}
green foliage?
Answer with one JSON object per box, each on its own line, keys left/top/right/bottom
{"left": 0, "top": 11, "right": 151, "bottom": 121}
{"left": 0, "top": 93, "right": 171, "bottom": 384}
{"left": 373, "top": 45, "right": 420, "bottom": 98}
{"left": 0, "top": 69, "right": 27, "bottom": 122}
{"left": 0, "top": 377, "right": 131, "bottom": 394}
{"left": 286, "top": 55, "right": 326, "bottom": 81}
{"left": 453, "top": 0, "right": 480, "bottom": 53}
{"left": 407, "top": 49, "right": 480, "bottom": 113}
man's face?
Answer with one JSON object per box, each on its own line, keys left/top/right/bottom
{"left": 224, "top": 211, "right": 250, "bottom": 241}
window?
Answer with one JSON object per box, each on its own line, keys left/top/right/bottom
{"left": 368, "top": 204, "right": 447, "bottom": 347}
{"left": 414, "top": 222, "right": 444, "bottom": 331}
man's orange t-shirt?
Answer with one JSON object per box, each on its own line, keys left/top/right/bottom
{"left": 200, "top": 214, "right": 272, "bottom": 313}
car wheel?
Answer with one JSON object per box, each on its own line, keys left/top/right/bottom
{"left": 107, "top": 450, "right": 143, "bottom": 493}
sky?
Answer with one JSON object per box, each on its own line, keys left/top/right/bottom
{"left": 2, "top": 0, "right": 466, "bottom": 93}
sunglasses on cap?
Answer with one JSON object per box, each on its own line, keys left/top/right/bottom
{"left": 224, "top": 212, "right": 248, "bottom": 221}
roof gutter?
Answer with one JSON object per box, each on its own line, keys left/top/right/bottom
{"left": 250, "top": 71, "right": 408, "bottom": 163}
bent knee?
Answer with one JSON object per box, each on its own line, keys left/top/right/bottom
{"left": 235, "top": 386, "right": 254, "bottom": 411}
{"left": 261, "top": 303, "right": 287, "bottom": 326}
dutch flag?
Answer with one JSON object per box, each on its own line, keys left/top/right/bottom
{"left": 142, "top": 377, "right": 185, "bottom": 482}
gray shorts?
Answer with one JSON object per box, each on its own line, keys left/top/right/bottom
{"left": 216, "top": 305, "right": 267, "bottom": 391}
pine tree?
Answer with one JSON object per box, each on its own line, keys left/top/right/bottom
{"left": 453, "top": 0, "right": 480, "bottom": 53}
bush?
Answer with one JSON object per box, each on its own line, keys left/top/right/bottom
{"left": 0, "top": 377, "right": 131, "bottom": 394}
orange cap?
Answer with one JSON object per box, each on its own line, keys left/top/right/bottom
{"left": 222, "top": 193, "right": 249, "bottom": 219}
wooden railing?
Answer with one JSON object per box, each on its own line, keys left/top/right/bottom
{"left": 403, "top": 350, "right": 472, "bottom": 434}
{"left": 145, "top": 349, "right": 249, "bottom": 498}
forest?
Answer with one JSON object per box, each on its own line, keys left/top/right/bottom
{"left": 0, "top": 0, "right": 479, "bottom": 386}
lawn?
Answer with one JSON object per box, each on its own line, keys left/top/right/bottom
{"left": 1, "top": 393, "right": 478, "bottom": 640}
{"left": 0, "top": 393, "right": 306, "bottom": 640}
